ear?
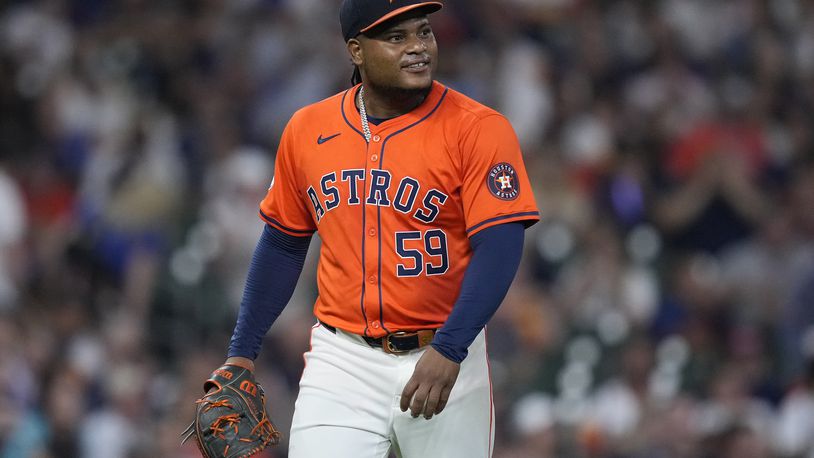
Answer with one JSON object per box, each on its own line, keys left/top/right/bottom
{"left": 347, "top": 38, "right": 364, "bottom": 66}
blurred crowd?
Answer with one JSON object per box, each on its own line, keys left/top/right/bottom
{"left": 1, "top": 0, "right": 813, "bottom": 457}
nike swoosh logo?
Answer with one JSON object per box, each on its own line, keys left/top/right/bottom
{"left": 317, "top": 133, "right": 341, "bottom": 144}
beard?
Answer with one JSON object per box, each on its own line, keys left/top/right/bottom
{"left": 365, "top": 78, "right": 432, "bottom": 106}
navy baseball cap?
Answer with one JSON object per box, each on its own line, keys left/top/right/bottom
{"left": 340, "top": 0, "right": 443, "bottom": 42}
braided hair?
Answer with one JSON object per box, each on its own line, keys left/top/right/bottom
{"left": 351, "top": 65, "right": 362, "bottom": 86}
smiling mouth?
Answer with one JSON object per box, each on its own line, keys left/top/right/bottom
{"left": 403, "top": 61, "right": 430, "bottom": 71}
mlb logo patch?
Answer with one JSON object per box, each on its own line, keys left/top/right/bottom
{"left": 487, "top": 162, "right": 520, "bottom": 200}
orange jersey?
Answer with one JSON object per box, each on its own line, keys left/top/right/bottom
{"left": 259, "top": 81, "right": 539, "bottom": 337}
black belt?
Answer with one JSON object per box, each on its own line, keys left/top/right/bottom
{"left": 319, "top": 320, "right": 436, "bottom": 354}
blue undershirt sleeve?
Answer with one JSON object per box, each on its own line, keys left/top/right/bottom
{"left": 430, "top": 222, "right": 525, "bottom": 363}
{"left": 228, "top": 224, "right": 312, "bottom": 360}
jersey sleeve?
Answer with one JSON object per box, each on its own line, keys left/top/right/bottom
{"left": 258, "top": 121, "right": 317, "bottom": 237}
{"left": 459, "top": 114, "right": 540, "bottom": 237}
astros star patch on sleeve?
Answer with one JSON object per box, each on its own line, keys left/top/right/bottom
{"left": 486, "top": 162, "right": 520, "bottom": 201}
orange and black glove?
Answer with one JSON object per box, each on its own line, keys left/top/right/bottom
{"left": 183, "top": 363, "right": 281, "bottom": 457}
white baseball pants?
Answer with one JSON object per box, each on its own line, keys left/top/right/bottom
{"left": 288, "top": 323, "right": 494, "bottom": 457}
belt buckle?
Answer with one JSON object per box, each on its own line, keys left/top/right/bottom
{"left": 384, "top": 331, "right": 411, "bottom": 354}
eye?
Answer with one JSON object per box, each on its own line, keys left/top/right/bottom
{"left": 419, "top": 28, "right": 433, "bottom": 38}
{"left": 387, "top": 34, "right": 405, "bottom": 43}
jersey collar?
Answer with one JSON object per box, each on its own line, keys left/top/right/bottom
{"left": 342, "top": 81, "right": 447, "bottom": 136}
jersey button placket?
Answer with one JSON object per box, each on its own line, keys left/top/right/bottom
{"left": 370, "top": 135, "right": 382, "bottom": 162}
{"left": 363, "top": 130, "right": 382, "bottom": 332}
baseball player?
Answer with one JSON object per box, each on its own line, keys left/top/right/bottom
{"left": 212, "top": 1, "right": 540, "bottom": 456}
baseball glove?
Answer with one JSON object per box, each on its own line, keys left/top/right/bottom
{"left": 182, "top": 363, "right": 282, "bottom": 457}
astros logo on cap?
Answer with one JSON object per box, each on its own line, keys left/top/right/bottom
{"left": 487, "top": 162, "right": 519, "bottom": 200}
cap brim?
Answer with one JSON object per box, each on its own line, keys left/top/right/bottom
{"left": 359, "top": 2, "right": 443, "bottom": 34}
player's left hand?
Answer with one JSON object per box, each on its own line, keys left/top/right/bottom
{"left": 400, "top": 347, "right": 460, "bottom": 420}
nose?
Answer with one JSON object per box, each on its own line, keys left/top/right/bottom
{"left": 405, "top": 34, "right": 428, "bottom": 53}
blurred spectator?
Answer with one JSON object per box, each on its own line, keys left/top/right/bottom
{"left": 201, "top": 146, "right": 274, "bottom": 304}
{"left": 495, "top": 39, "right": 554, "bottom": 153}
{"left": 775, "top": 359, "right": 814, "bottom": 457}
{"left": 652, "top": 105, "right": 772, "bottom": 254}
{"left": 589, "top": 337, "right": 653, "bottom": 446}
{"left": 79, "top": 362, "right": 149, "bottom": 458}
{"left": 502, "top": 392, "right": 557, "bottom": 458}
{"left": 694, "top": 363, "right": 775, "bottom": 453}
{"left": 0, "top": 165, "right": 26, "bottom": 309}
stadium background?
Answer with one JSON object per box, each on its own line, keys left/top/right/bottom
{"left": 1, "top": 0, "right": 814, "bottom": 456}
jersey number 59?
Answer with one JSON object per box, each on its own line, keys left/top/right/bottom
{"left": 395, "top": 230, "right": 449, "bottom": 277}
